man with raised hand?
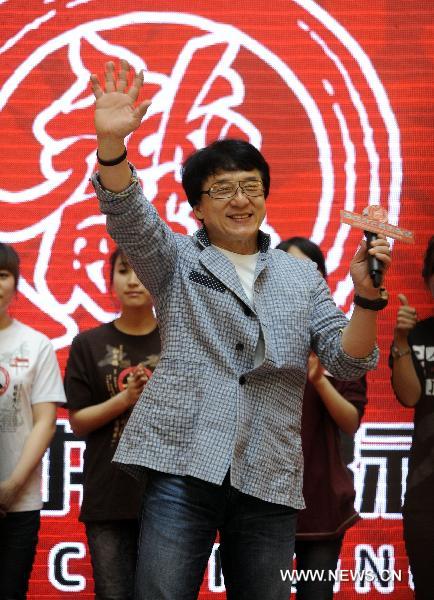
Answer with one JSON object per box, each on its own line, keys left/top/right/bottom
{"left": 90, "top": 60, "right": 391, "bottom": 600}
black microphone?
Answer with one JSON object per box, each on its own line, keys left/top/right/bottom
{"left": 364, "top": 231, "right": 383, "bottom": 288}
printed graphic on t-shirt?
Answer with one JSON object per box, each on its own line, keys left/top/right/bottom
{"left": 406, "top": 342, "right": 434, "bottom": 493}
{"left": 0, "top": 365, "right": 10, "bottom": 395}
{"left": 98, "top": 344, "right": 131, "bottom": 369}
{"left": 97, "top": 344, "right": 159, "bottom": 446}
{"left": 0, "top": 343, "right": 30, "bottom": 432}
{"left": 0, "top": 383, "right": 22, "bottom": 432}
{"left": 413, "top": 344, "right": 434, "bottom": 396}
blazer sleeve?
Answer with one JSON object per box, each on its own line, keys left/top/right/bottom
{"left": 309, "top": 270, "right": 379, "bottom": 380}
{"left": 92, "top": 165, "right": 178, "bottom": 299}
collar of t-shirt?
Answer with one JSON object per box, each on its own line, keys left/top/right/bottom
{"left": 212, "top": 245, "right": 259, "bottom": 305}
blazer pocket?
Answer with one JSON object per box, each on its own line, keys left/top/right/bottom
{"left": 189, "top": 270, "right": 226, "bottom": 293}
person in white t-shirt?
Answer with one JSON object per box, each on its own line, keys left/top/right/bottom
{"left": 0, "top": 242, "right": 66, "bottom": 600}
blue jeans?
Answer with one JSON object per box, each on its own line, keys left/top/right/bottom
{"left": 294, "top": 536, "right": 344, "bottom": 600}
{"left": 0, "top": 510, "right": 40, "bottom": 600}
{"left": 134, "top": 471, "right": 297, "bottom": 600}
{"left": 85, "top": 520, "right": 139, "bottom": 600}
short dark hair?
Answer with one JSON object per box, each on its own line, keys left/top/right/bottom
{"left": 422, "top": 235, "right": 434, "bottom": 284}
{"left": 181, "top": 139, "right": 270, "bottom": 208}
{"left": 276, "top": 236, "right": 327, "bottom": 278}
{"left": 109, "top": 246, "right": 128, "bottom": 286}
{"left": 0, "top": 243, "right": 20, "bottom": 289}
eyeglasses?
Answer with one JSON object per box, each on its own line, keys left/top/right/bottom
{"left": 201, "top": 179, "right": 264, "bottom": 201}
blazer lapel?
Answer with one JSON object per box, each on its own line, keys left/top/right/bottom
{"left": 194, "top": 226, "right": 272, "bottom": 310}
{"left": 198, "top": 247, "right": 253, "bottom": 309}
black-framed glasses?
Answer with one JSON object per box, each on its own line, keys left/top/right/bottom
{"left": 201, "top": 179, "right": 264, "bottom": 201}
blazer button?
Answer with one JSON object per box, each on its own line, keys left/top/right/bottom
{"left": 239, "top": 375, "right": 246, "bottom": 385}
{"left": 244, "top": 307, "right": 252, "bottom": 316}
{"left": 235, "top": 342, "right": 244, "bottom": 351}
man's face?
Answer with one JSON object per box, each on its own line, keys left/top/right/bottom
{"left": 193, "top": 169, "right": 266, "bottom": 255}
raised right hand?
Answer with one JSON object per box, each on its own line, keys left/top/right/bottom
{"left": 90, "top": 60, "right": 151, "bottom": 141}
{"left": 394, "top": 294, "right": 417, "bottom": 341}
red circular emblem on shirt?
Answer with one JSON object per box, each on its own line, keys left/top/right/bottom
{"left": 117, "top": 366, "right": 153, "bottom": 391}
{"left": 0, "top": 366, "right": 10, "bottom": 395}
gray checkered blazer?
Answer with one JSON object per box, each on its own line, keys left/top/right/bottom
{"left": 93, "top": 169, "right": 378, "bottom": 508}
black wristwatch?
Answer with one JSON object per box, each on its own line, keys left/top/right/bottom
{"left": 353, "top": 288, "right": 388, "bottom": 311}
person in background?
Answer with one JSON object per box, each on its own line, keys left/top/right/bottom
{"left": 0, "top": 242, "right": 66, "bottom": 599}
{"left": 64, "top": 247, "right": 161, "bottom": 600}
{"left": 389, "top": 235, "right": 434, "bottom": 600}
{"left": 277, "top": 237, "right": 368, "bottom": 600}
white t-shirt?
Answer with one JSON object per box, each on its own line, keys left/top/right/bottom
{"left": 213, "top": 246, "right": 265, "bottom": 367}
{"left": 0, "top": 320, "right": 66, "bottom": 511}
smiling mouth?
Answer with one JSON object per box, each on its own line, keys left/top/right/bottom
{"left": 228, "top": 214, "right": 252, "bottom": 221}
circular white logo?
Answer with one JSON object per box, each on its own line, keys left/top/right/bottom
{"left": 0, "top": 2, "right": 401, "bottom": 347}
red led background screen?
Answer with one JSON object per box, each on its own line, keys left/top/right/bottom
{"left": 1, "top": 1, "right": 433, "bottom": 598}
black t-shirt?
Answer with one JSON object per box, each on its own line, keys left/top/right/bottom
{"left": 64, "top": 321, "right": 161, "bottom": 521}
{"left": 396, "top": 317, "right": 434, "bottom": 513}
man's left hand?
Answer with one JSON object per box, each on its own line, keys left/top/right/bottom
{"left": 350, "top": 234, "right": 391, "bottom": 298}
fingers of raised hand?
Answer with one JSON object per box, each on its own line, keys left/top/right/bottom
{"left": 90, "top": 74, "right": 103, "bottom": 99}
{"left": 128, "top": 69, "right": 145, "bottom": 102}
{"left": 91, "top": 61, "right": 150, "bottom": 129}
{"left": 116, "top": 59, "right": 130, "bottom": 92}
{"left": 100, "top": 60, "right": 142, "bottom": 95}
{"left": 104, "top": 61, "right": 116, "bottom": 93}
